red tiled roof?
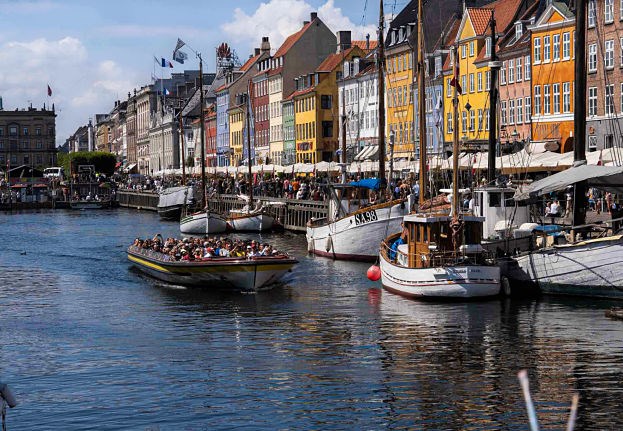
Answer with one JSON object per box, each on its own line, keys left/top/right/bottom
{"left": 274, "top": 21, "right": 313, "bottom": 58}
{"left": 467, "top": 7, "right": 493, "bottom": 36}
{"left": 352, "top": 40, "right": 378, "bottom": 51}
{"left": 287, "top": 86, "right": 316, "bottom": 100}
{"left": 316, "top": 47, "right": 361, "bottom": 72}
{"left": 268, "top": 66, "right": 283, "bottom": 77}
{"left": 215, "top": 84, "right": 228, "bottom": 93}
{"left": 240, "top": 54, "right": 260, "bottom": 71}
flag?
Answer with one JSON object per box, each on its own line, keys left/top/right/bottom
{"left": 173, "top": 50, "right": 188, "bottom": 64}
{"left": 173, "top": 38, "right": 187, "bottom": 64}
{"left": 449, "top": 53, "right": 462, "bottom": 95}
{"left": 161, "top": 58, "right": 173, "bottom": 68}
{"left": 433, "top": 97, "right": 443, "bottom": 128}
{"left": 47, "top": 85, "right": 52, "bottom": 97}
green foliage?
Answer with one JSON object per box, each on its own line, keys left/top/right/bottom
{"left": 58, "top": 151, "right": 117, "bottom": 176}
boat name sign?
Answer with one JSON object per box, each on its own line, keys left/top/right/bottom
{"left": 354, "top": 210, "right": 378, "bottom": 226}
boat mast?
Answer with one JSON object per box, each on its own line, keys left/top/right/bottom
{"left": 451, "top": 45, "right": 460, "bottom": 218}
{"left": 179, "top": 114, "right": 186, "bottom": 185}
{"left": 246, "top": 80, "right": 254, "bottom": 204}
{"left": 417, "top": 0, "right": 426, "bottom": 207}
{"left": 572, "top": 0, "right": 587, "bottom": 227}
{"left": 377, "top": 0, "right": 387, "bottom": 196}
{"left": 198, "top": 55, "right": 207, "bottom": 206}
{"left": 487, "top": 14, "right": 499, "bottom": 185}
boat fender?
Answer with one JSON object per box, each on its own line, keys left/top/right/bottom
{"left": 325, "top": 235, "right": 333, "bottom": 253}
{"left": 307, "top": 237, "right": 315, "bottom": 252}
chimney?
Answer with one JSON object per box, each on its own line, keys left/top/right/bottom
{"left": 337, "top": 30, "right": 352, "bottom": 52}
{"left": 366, "top": 34, "right": 370, "bottom": 50}
{"left": 254, "top": 48, "right": 261, "bottom": 56}
{"left": 310, "top": 12, "right": 317, "bottom": 21}
{"left": 261, "top": 36, "right": 270, "bottom": 53}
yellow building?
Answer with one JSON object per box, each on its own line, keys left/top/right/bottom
{"left": 443, "top": 0, "right": 528, "bottom": 151}
{"left": 529, "top": 1, "right": 575, "bottom": 153}
{"left": 228, "top": 107, "right": 245, "bottom": 166}
{"left": 385, "top": 38, "right": 414, "bottom": 158}
{"left": 292, "top": 44, "right": 365, "bottom": 163}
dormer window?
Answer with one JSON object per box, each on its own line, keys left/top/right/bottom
{"left": 485, "top": 37, "right": 492, "bottom": 58}
{"left": 515, "top": 22, "right": 523, "bottom": 39}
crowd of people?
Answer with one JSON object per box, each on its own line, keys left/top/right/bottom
{"left": 132, "top": 234, "right": 285, "bottom": 261}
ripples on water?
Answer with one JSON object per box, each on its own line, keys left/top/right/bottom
{"left": 0, "top": 209, "right": 622, "bottom": 430}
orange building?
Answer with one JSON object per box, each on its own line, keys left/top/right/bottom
{"left": 529, "top": 1, "right": 575, "bottom": 153}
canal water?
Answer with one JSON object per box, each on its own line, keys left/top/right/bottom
{"left": 0, "top": 209, "right": 622, "bottom": 430}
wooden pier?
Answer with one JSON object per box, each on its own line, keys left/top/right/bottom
{"left": 117, "top": 190, "right": 328, "bottom": 232}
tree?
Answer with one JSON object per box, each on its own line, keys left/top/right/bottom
{"left": 58, "top": 151, "right": 117, "bottom": 176}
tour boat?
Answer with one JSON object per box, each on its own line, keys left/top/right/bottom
{"left": 127, "top": 245, "right": 298, "bottom": 293}
{"left": 180, "top": 209, "right": 228, "bottom": 234}
{"left": 378, "top": 2, "right": 500, "bottom": 300}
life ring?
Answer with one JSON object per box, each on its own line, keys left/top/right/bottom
{"left": 325, "top": 235, "right": 333, "bottom": 253}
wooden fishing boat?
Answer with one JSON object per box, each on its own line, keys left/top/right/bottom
{"left": 180, "top": 209, "right": 228, "bottom": 234}
{"left": 127, "top": 245, "right": 298, "bottom": 293}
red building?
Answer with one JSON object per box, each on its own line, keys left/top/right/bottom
{"left": 205, "top": 104, "right": 217, "bottom": 167}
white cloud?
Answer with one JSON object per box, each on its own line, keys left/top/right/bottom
{"left": 222, "top": 0, "right": 376, "bottom": 55}
{"left": 0, "top": 37, "right": 141, "bottom": 144}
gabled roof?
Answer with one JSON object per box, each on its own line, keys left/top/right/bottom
{"left": 274, "top": 21, "right": 313, "bottom": 58}
{"left": 288, "top": 86, "right": 316, "bottom": 100}
{"left": 316, "top": 47, "right": 361, "bottom": 73}
{"left": 352, "top": 40, "right": 378, "bottom": 51}
{"left": 467, "top": 7, "right": 494, "bottom": 36}
{"left": 240, "top": 54, "right": 260, "bottom": 71}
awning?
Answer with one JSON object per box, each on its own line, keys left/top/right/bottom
{"left": 515, "top": 164, "right": 623, "bottom": 200}
{"left": 354, "top": 145, "right": 378, "bottom": 161}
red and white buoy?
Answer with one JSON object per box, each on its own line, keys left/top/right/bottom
{"left": 367, "top": 265, "right": 381, "bottom": 281}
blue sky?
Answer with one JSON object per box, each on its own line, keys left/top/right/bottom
{"left": 0, "top": 0, "right": 408, "bottom": 145}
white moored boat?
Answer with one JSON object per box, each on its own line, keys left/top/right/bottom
{"left": 228, "top": 209, "right": 275, "bottom": 232}
{"left": 180, "top": 210, "right": 228, "bottom": 234}
{"left": 307, "top": 197, "right": 406, "bottom": 261}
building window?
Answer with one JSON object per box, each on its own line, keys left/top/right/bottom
{"left": 588, "top": 0, "right": 596, "bottom": 27}
{"left": 500, "top": 61, "right": 506, "bottom": 84}
{"left": 563, "top": 82, "right": 571, "bottom": 113}
{"left": 606, "top": 84, "right": 615, "bottom": 115}
{"left": 447, "top": 112, "right": 453, "bottom": 132}
{"left": 605, "top": 134, "right": 614, "bottom": 148}
{"left": 477, "top": 109, "right": 483, "bottom": 130}
{"left": 534, "top": 37, "right": 541, "bottom": 63}
{"left": 461, "top": 75, "right": 466, "bottom": 93}
{"left": 605, "top": 0, "right": 614, "bottom": 23}
{"left": 588, "top": 135, "right": 597, "bottom": 151}
{"left": 563, "top": 32, "right": 571, "bottom": 59}
{"left": 461, "top": 44, "right": 466, "bottom": 59}
{"left": 525, "top": 97, "right": 531, "bottom": 121}
{"left": 501, "top": 101, "right": 507, "bottom": 125}
{"left": 517, "top": 98, "right": 523, "bottom": 124}
{"left": 469, "top": 109, "right": 475, "bottom": 131}
{"left": 553, "top": 34, "right": 560, "bottom": 61}
{"left": 508, "top": 59, "right": 515, "bottom": 83}
{"left": 469, "top": 41, "right": 474, "bottom": 56}
{"left": 553, "top": 83, "right": 561, "bottom": 114}
{"left": 543, "top": 35, "right": 551, "bottom": 62}
{"left": 477, "top": 72, "right": 483, "bottom": 92}
{"left": 589, "top": 44, "right": 597, "bottom": 72}
{"left": 461, "top": 110, "right": 467, "bottom": 132}
{"left": 485, "top": 37, "right": 492, "bottom": 58}
{"left": 516, "top": 57, "right": 522, "bottom": 82}
{"left": 544, "top": 84, "right": 551, "bottom": 114}
{"left": 9, "top": 126, "right": 17, "bottom": 136}
{"left": 485, "top": 109, "right": 490, "bottom": 131}
{"left": 469, "top": 73, "right": 474, "bottom": 93}
{"left": 534, "top": 85, "right": 541, "bottom": 115}
{"left": 23, "top": 127, "right": 29, "bottom": 136}
{"left": 485, "top": 71, "right": 491, "bottom": 90}
{"left": 605, "top": 40, "right": 615, "bottom": 69}
{"left": 509, "top": 99, "right": 515, "bottom": 124}
{"left": 322, "top": 121, "right": 333, "bottom": 138}
{"left": 447, "top": 79, "right": 452, "bottom": 97}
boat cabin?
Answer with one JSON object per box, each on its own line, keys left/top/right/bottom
{"left": 471, "top": 187, "right": 529, "bottom": 240}
{"left": 398, "top": 213, "right": 487, "bottom": 269}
